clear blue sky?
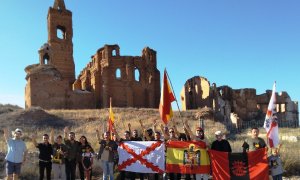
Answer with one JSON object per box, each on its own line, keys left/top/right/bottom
{"left": 0, "top": 0, "right": 299, "bottom": 109}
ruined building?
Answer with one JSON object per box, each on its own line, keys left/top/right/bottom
{"left": 181, "top": 76, "right": 299, "bottom": 126}
{"left": 25, "top": 0, "right": 160, "bottom": 109}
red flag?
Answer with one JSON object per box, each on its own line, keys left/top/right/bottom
{"left": 159, "top": 69, "right": 175, "bottom": 124}
{"left": 209, "top": 148, "right": 269, "bottom": 180}
{"left": 263, "top": 82, "right": 279, "bottom": 148}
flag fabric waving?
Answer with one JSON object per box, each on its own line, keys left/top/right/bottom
{"left": 118, "top": 141, "right": 165, "bottom": 173}
{"left": 166, "top": 141, "right": 210, "bottom": 174}
{"left": 159, "top": 69, "right": 176, "bottom": 124}
{"left": 209, "top": 148, "right": 269, "bottom": 180}
{"left": 263, "top": 82, "right": 279, "bottom": 148}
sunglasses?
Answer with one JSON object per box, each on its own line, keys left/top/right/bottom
{"left": 169, "top": 131, "right": 174, "bottom": 133}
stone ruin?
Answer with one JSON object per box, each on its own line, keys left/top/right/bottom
{"left": 25, "top": 0, "right": 160, "bottom": 109}
{"left": 180, "top": 76, "right": 299, "bottom": 127}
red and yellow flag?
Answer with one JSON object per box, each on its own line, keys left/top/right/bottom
{"left": 159, "top": 69, "right": 175, "bottom": 124}
{"left": 166, "top": 141, "right": 210, "bottom": 174}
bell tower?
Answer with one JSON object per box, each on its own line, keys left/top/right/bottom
{"left": 47, "top": 0, "right": 75, "bottom": 85}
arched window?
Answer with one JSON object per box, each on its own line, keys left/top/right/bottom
{"left": 116, "top": 68, "right": 121, "bottom": 79}
{"left": 56, "top": 25, "right": 66, "bottom": 40}
{"left": 112, "top": 49, "right": 117, "bottom": 56}
{"left": 134, "top": 68, "right": 140, "bottom": 82}
{"left": 43, "top": 54, "right": 50, "bottom": 65}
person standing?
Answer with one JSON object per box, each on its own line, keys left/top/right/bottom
{"left": 3, "top": 128, "right": 27, "bottom": 180}
{"left": 78, "top": 136, "right": 94, "bottom": 180}
{"left": 82, "top": 145, "right": 94, "bottom": 180}
{"left": 211, "top": 130, "right": 232, "bottom": 152}
{"left": 242, "top": 127, "right": 266, "bottom": 152}
{"left": 268, "top": 144, "right": 284, "bottom": 180}
{"left": 50, "top": 129, "right": 67, "bottom": 180}
{"left": 96, "top": 130, "right": 118, "bottom": 180}
{"left": 32, "top": 133, "right": 53, "bottom": 180}
{"left": 64, "top": 127, "right": 80, "bottom": 180}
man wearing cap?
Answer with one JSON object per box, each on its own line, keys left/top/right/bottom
{"left": 3, "top": 128, "right": 27, "bottom": 180}
{"left": 211, "top": 131, "right": 232, "bottom": 152}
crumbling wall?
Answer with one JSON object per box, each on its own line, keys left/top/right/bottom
{"left": 180, "top": 76, "right": 212, "bottom": 110}
{"left": 74, "top": 45, "right": 160, "bottom": 108}
{"left": 181, "top": 76, "right": 299, "bottom": 127}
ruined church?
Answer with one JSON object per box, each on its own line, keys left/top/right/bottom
{"left": 25, "top": 0, "right": 160, "bottom": 109}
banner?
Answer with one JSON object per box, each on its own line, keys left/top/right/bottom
{"left": 108, "top": 99, "right": 115, "bottom": 140}
{"left": 118, "top": 141, "right": 165, "bottom": 173}
{"left": 159, "top": 69, "right": 175, "bottom": 124}
{"left": 209, "top": 148, "right": 269, "bottom": 180}
{"left": 166, "top": 141, "right": 210, "bottom": 174}
{"left": 263, "top": 82, "right": 279, "bottom": 148}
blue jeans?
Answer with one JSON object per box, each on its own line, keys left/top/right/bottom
{"left": 272, "top": 174, "right": 283, "bottom": 180}
{"left": 101, "top": 160, "right": 114, "bottom": 180}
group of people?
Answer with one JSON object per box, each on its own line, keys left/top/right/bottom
{"left": 3, "top": 120, "right": 284, "bottom": 180}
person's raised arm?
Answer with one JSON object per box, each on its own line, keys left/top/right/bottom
{"left": 153, "top": 119, "right": 158, "bottom": 133}
{"left": 160, "top": 124, "right": 169, "bottom": 139}
{"left": 3, "top": 128, "right": 9, "bottom": 143}
{"left": 50, "top": 128, "right": 54, "bottom": 144}
{"left": 31, "top": 133, "right": 38, "bottom": 148}
{"left": 96, "top": 129, "right": 101, "bottom": 142}
{"left": 183, "top": 126, "right": 190, "bottom": 140}
{"left": 128, "top": 123, "right": 132, "bottom": 137}
{"left": 63, "top": 127, "right": 69, "bottom": 140}
{"left": 172, "top": 122, "right": 180, "bottom": 138}
{"left": 114, "top": 129, "right": 120, "bottom": 141}
{"left": 184, "top": 120, "right": 195, "bottom": 140}
{"left": 139, "top": 119, "right": 145, "bottom": 130}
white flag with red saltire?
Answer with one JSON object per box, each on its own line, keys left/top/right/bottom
{"left": 263, "top": 82, "right": 279, "bottom": 148}
{"left": 118, "top": 141, "right": 165, "bottom": 173}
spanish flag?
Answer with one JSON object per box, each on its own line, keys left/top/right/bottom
{"left": 159, "top": 69, "right": 175, "bottom": 124}
{"left": 209, "top": 148, "right": 269, "bottom": 180}
{"left": 166, "top": 141, "right": 210, "bottom": 174}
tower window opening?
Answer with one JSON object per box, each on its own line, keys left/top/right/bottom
{"left": 56, "top": 26, "right": 66, "bottom": 40}
{"left": 112, "top": 49, "right": 117, "bottom": 56}
{"left": 43, "top": 54, "right": 50, "bottom": 65}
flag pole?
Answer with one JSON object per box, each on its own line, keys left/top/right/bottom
{"left": 165, "top": 68, "right": 184, "bottom": 124}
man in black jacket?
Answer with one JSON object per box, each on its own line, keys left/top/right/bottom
{"left": 211, "top": 131, "right": 232, "bottom": 152}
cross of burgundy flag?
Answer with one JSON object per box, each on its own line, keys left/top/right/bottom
{"left": 263, "top": 82, "right": 280, "bottom": 148}
{"left": 118, "top": 141, "right": 165, "bottom": 173}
